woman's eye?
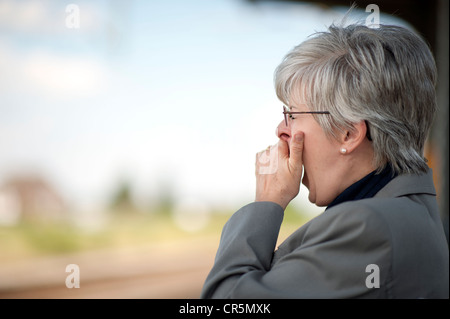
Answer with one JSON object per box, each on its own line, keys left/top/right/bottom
{"left": 289, "top": 114, "right": 296, "bottom": 120}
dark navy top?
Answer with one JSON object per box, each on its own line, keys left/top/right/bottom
{"left": 326, "top": 164, "right": 397, "bottom": 210}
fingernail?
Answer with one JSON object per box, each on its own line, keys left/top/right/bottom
{"left": 295, "top": 134, "right": 303, "bottom": 142}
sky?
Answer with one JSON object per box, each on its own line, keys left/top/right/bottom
{"left": 0, "top": 0, "right": 410, "bottom": 216}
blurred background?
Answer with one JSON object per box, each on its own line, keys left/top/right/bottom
{"left": 0, "top": 0, "right": 447, "bottom": 298}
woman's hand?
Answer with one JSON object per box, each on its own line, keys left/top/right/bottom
{"left": 255, "top": 133, "right": 304, "bottom": 210}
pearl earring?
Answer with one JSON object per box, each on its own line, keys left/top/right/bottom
{"left": 340, "top": 148, "right": 347, "bottom": 154}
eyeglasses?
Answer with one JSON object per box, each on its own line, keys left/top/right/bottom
{"left": 282, "top": 105, "right": 372, "bottom": 141}
{"left": 282, "top": 105, "right": 330, "bottom": 126}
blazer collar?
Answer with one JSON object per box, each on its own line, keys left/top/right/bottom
{"left": 374, "top": 168, "right": 436, "bottom": 198}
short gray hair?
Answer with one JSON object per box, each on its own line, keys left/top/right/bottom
{"left": 274, "top": 23, "right": 437, "bottom": 175}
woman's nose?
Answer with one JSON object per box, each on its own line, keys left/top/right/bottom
{"left": 276, "top": 120, "right": 291, "bottom": 142}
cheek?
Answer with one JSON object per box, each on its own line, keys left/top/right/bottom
{"left": 302, "top": 138, "right": 319, "bottom": 169}
{"left": 302, "top": 132, "right": 336, "bottom": 169}
{"left": 290, "top": 121, "right": 335, "bottom": 165}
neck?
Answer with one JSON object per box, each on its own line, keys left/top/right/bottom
{"left": 337, "top": 140, "right": 376, "bottom": 195}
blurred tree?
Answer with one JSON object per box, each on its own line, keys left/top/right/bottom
{"left": 109, "top": 179, "right": 136, "bottom": 213}
{"left": 156, "top": 178, "right": 175, "bottom": 215}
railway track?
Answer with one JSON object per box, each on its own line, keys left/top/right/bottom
{"left": 0, "top": 236, "right": 218, "bottom": 299}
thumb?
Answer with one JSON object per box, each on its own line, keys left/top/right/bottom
{"left": 289, "top": 133, "right": 304, "bottom": 174}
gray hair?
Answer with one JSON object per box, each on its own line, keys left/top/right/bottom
{"left": 274, "top": 23, "right": 437, "bottom": 175}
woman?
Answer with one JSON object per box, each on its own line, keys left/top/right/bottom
{"left": 201, "top": 23, "right": 449, "bottom": 298}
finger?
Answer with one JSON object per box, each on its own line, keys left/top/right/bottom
{"left": 255, "top": 149, "right": 269, "bottom": 175}
{"left": 255, "top": 152, "right": 261, "bottom": 175}
{"left": 277, "top": 138, "right": 289, "bottom": 160}
{"left": 289, "top": 132, "right": 304, "bottom": 174}
{"left": 257, "top": 145, "right": 279, "bottom": 175}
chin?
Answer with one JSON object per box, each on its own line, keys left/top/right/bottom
{"left": 315, "top": 201, "right": 328, "bottom": 208}
{"left": 307, "top": 192, "right": 316, "bottom": 205}
{"left": 305, "top": 185, "right": 328, "bottom": 207}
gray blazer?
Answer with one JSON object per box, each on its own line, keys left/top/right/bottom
{"left": 201, "top": 169, "right": 449, "bottom": 298}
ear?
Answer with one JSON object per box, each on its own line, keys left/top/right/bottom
{"left": 339, "top": 120, "right": 368, "bottom": 154}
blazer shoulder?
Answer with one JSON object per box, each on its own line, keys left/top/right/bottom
{"left": 315, "top": 196, "right": 430, "bottom": 239}
{"left": 296, "top": 199, "right": 394, "bottom": 251}
{"left": 313, "top": 198, "right": 393, "bottom": 229}
{"left": 277, "top": 198, "right": 394, "bottom": 254}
